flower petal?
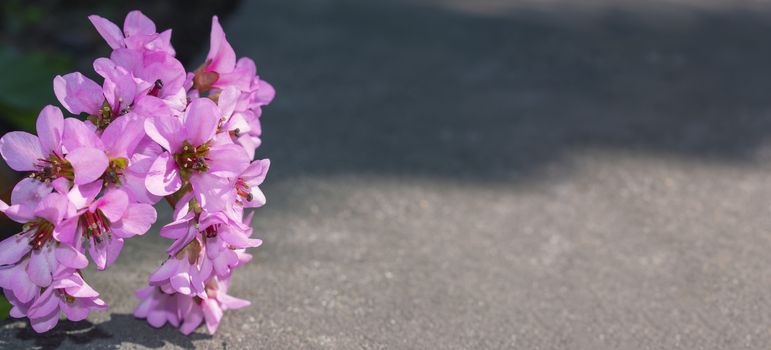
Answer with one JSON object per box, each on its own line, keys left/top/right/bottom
{"left": 182, "top": 98, "right": 219, "bottom": 146}
{"left": 123, "top": 10, "right": 156, "bottom": 37}
{"left": 34, "top": 192, "right": 69, "bottom": 224}
{"left": 0, "top": 234, "right": 31, "bottom": 265}
{"left": 206, "top": 16, "right": 236, "bottom": 73}
{"left": 56, "top": 244, "right": 88, "bottom": 269}
{"left": 92, "top": 189, "right": 129, "bottom": 222}
{"left": 66, "top": 147, "right": 109, "bottom": 185}
{"left": 144, "top": 116, "right": 183, "bottom": 152}
{"left": 36, "top": 106, "right": 64, "bottom": 157}
{"left": 112, "top": 203, "right": 156, "bottom": 238}
{"left": 88, "top": 15, "right": 125, "bottom": 49}
{"left": 62, "top": 116, "right": 104, "bottom": 152}
{"left": 0, "top": 132, "right": 43, "bottom": 171}
{"left": 145, "top": 152, "right": 182, "bottom": 196}
{"left": 53, "top": 72, "right": 103, "bottom": 115}
{"left": 28, "top": 249, "right": 53, "bottom": 287}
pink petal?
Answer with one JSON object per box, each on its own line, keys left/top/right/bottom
{"left": 144, "top": 116, "right": 183, "bottom": 152}
{"left": 123, "top": 10, "right": 156, "bottom": 37}
{"left": 104, "top": 237, "right": 124, "bottom": 269}
{"left": 56, "top": 244, "right": 88, "bottom": 269}
{"left": 66, "top": 147, "right": 109, "bottom": 185}
{"left": 180, "top": 307, "right": 204, "bottom": 335}
{"left": 182, "top": 98, "right": 219, "bottom": 146}
{"left": 36, "top": 105, "right": 64, "bottom": 157}
{"left": 67, "top": 180, "right": 103, "bottom": 209}
{"left": 202, "top": 299, "right": 223, "bottom": 334}
{"left": 149, "top": 259, "right": 179, "bottom": 283}
{"left": 145, "top": 152, "right": 182, "bottom": 196}
{"left": 190, "top": 173, "right": 232, "bottom": 213}
{"left": 11, "top": 177, "right": 51, "bottom": 210}
{"left": 88, "top": 237, "right": 107, "bottom": 270}
{"left": 256, "top": 79, "right": 276, "bottom": 105}
{"left": 112, "top": 203, "right": 156, "bottom": 238}
{"left": 53, "top": 72, "right": 103, "bottom": 115}
{"left": 30, "top": 309, "right": 60, "bottom": 333}
{"left": 92, "top": 189, "right": 129, "bottom": 222}
{"left": 220, "top": 227, "right": 261, "bottom": 249}
{"left": 170, "top": 261, "right": 192, "bottom": 294}
{"left": 147, "top": 309, "right": 170, "bottom": 328}
{"left": 218, "top": 86, "right": 239, "bottom": 118}
{"left": 61, "top": 299, "right": 89, "bottom": 321}
{"left": 12, "top": 263, "right": 38, "bottom": 303}
{"left": 206, "top": 16, "right": 236, "bottom": 73}
{"left": 53, "top": 216, "right": 79, "bottom": 244}
{"left": 28, "top": 287, "right": 57, "bottom": 318}
{"left": 219, "top": 293, "right": 251, "bottom": 310}
{"left": 206, "top": 143, "right": 250, "bottom": 178}
{"left": 88, "top": 15, "right": 125, "bottom": 49}
{"left": 100, "top": 113, "right": 145, "bottom": 158}
{"left": 0, "top": 132, "right": 43, "bottom": 171}
{"left": 62, "top": 118, "right": 103, "bottom": 152}
{"left": 34, "top": 192, "right": 68, "bottom": 224}
{"left": 28, "top": 249, "right": 53, "bottom": 287}
{"left": 0, "top": 234, "right": 31, "bottom": 265}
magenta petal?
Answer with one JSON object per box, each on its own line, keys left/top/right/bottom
{"left": 12, "top": 264, "right": 37, "bottom": 303}
{"left": 100, "top": 113, "right": 145, "bottom": 158}
{"left": 30, "top": 309, "right": 60, "bottom": 333}
{"left": 66, "top": 147, "right": 109, "bottom": 185}
{"left": 190, "top": 173, "right": 231, "bottom": 213}
{"left": 205, "top": 144, "right": 250, "bottom": 178}
{"left": 147, "top": 309, "right": 170, "bottom": 328}
{"left": 88, "top": 15, "right": 125, "bottom": 49}
{"left": 88, "top": 237, "right": 107, "bottom": 270}
{"left": 11, "top": 178, "right": 51, "bottom": 209}
{"left": 53, "top": 72, "right": 103, "bottom": 115}
{"left": 36, "top": 105, "right": 64, "bottom": 157}
{"left": 202, "top": 299, "right": 223, "bottom": 334}
{"left": 34, "top": 192, "right": 69, "bottom": 224}
{"left": 28, "top": 249, "right": 53, "bottom": 287}
{"left": 218, "top": 87, "right": 239, "bottom": 118}
{"left": 103, "top": 237, "right": 124, "bottom": 269}
{"left": 0, "top": 234, "right": 31, "bottom": 265}
{"left": 144, "top": 116, "right": 183, "bottom": 152}
{"left": 145, "top": 152, "right": 182, "bottom": 196}
{"left": 29, "top": 288, "right": 57, "bottom": 319}
{"left": 61, "top": 300, "right": 89, "bottom": 321}
{"left": 0, "top": 131, "right": 43, "bottom": 171}
{"left": 67, "top": 180, "right": 103, "bottom": 210}
{"left": 219, "top": 293, "right": 251, "bottom": 310}
{"left": 149, "top": 259, "right": 179, "bottom": 283}
{"left": 53, "top": 216, "right": 79, "bottom": 244}
{"left": 182, "top": 98, "right": 219, "bottom": 146}
{"left": 170, "top": 262, "right": 192, "bottom": 294}
{"left": 123, "top": 10, "right": 156, "bottom": 38}
{"left": 112, "top": 203, "right": 156, "bottom": 238}
{"left": 56, "top": 244, "right": 88, "bottom": 269}
{"left": 206, "top": 16, "right": 236, "bottom": 73}
{"left": 180, "top": 307, "right": 204, "bottom": 335}
{"left": 220, "top": 228, "right": 261, "bottom": 249}
{"left": 92, "top": 189, "right": 129, "bottom": 222}
{"left": 63, "top": 118, "right": 104, "bottom": 153}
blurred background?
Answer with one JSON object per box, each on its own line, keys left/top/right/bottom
{"left": 5, "top": 0, "right": 771, "bottom": 348}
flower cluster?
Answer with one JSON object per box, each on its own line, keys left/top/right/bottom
{"left": 0, "top": 11, "right": 273, "bottom": 334}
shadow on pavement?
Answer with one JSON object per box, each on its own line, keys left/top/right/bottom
{"left": 238, "top": 0, "right": 771, "bottom": 184}
{"left": 4, "top": 314, "right": 210, "bottom": 349}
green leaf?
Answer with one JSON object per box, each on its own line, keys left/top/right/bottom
{"left": 0, "top": 293, "right": 10, "bottom": 320}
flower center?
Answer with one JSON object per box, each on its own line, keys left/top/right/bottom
{"left": 148, "top": 79, "right": 164, "bottom": 97}
{"left": 235, "top": 178, "right": 253, "bottom": 203}
{"left": 80, "top": 210, "right": 111, "bottom": 243}
{"left": 174, "top": 141, "right": 210, "bottom": 177}
{"left": 87, "top": 100, "right": 131, "bottom": 131}
{"left": 31, "top": 154, "right": 73, "bottom": 182}
{"left": 103, "top": 157, "right": 129, "bottom": 186}
{"left": 23, "top": 219, "right": 55, "bottom": 250}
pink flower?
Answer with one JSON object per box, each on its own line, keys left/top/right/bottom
{"left": 89, "top": 10, "right": 175, "bottom": 56}
{"left": 144, "top": 98, "right": 249, "bottom": 211}
{"left": 134, "top": 276, "right": 249, "bottom": 335}
{"left": 0, "top": 192, "right": 88, "bottom": 304}
{"left": 193, "top": 17, "right": 251, "bottom": 92}
{"left": 24, "top": 267, "right": 107, "bottom": 333}
{"left": 0, "top": 106, "right": 108, "bottom": 187}
{"left": 233, "top": 159, "right": 270, "bottom": 209}
{"left": 56, "top": 187, "right": 157, "bottom": 270}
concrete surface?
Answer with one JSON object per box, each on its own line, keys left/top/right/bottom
{"left": 5, "top": 0, "right": 771, "bottom": 348}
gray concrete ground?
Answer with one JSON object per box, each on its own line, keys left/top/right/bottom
{"left": 5, "top": 0, "right": 771, "bottom": 348}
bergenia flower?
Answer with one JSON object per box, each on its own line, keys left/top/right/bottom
{"left": 0, "top": 10, "right": 273, "bottom": 336}
{"left": 24, "top": 267, "right": 107, "bottom": 333}
{"left": 144, "top": 97, "right": 249, "bottom": 211}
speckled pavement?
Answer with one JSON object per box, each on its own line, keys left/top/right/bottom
{"left": 5, "top": 0, "right": 771, "bottom": 348}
